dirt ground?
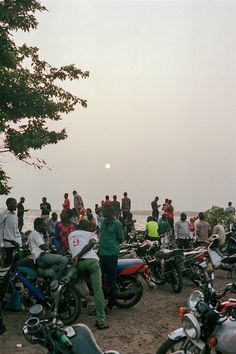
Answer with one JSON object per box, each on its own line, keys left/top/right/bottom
{"left": 0, "top": 270, "right": 233, "bottom": 354}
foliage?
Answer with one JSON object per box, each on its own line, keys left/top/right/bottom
{"left": 0, "top": 0, "right": 89, "bottom": 194}
{"left": 204, "top": 205, "right": 235, "bottom": 231}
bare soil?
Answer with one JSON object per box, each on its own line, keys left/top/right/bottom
{"left": 0, "top": 270, "right": 232, "bottom": 354}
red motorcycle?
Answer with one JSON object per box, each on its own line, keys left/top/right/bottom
{"left": 81, "top": 258, "right": 148, "bottom": 308}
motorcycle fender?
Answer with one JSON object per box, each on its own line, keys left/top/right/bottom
{"left": 168, "top": 327, "right": 186, "bottom": 341}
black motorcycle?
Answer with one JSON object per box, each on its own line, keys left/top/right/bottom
{"left": 23, "top": 280, "right": 120, "bottom": 354}
{"left": 137, "top": 241, "right": 184, "bottom": 293}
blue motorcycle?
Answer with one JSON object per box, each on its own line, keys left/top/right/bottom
{"left": 1, "top": 240, "right": 81, "bottom": 325}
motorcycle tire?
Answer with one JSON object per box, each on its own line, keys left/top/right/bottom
{"left": 156, "top": 337, "right": 202, "bottom": 354}
{"left": 169, "top": 263, "right": 183, "bottom": 293}
{"left": 114, "top": 275, "right": 143, "bottom": 308}
{"left": 57, "top": 285, "right": 81, "bottom": 325}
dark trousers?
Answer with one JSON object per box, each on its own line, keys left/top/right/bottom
{"left": 99, "top": 255, "right": 118, "bottom": 309}
{"left": 4, "top": 248, "right": 14, "bottom": 267}
{"left": 18, "top": 216, "right": 24, "bottom": 232}
{"left": 177, "top": 239, "right": 192, "bottom": 249}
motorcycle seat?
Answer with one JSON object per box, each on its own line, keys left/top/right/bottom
{"left": 158, "top": 249, "right": 175, "bottom": 259}
{"left": 16, "top": 258, "right": 54, "bottom": 277}
{"left": 221, "top": 254, "right": 236, "bottom": 264}
{"left": 117, "top": 258, "right": 144, "bottom": 273}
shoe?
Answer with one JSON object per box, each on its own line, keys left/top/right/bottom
{"left": 97, "top": 323, "right": 109, "bottom": 330}
{"left": 105, "top": 306, "right": 112, "bottom": 314}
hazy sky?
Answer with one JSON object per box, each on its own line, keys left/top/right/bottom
{"left": 2, "top": 0, "right": 236, "bottom": 211}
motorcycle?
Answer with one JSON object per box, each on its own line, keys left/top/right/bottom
{"left": 156, "top": 270, "right": 236, "bottom": 354}
{"left": 136, "top": 241, "right": 184, "bottom": 293}
{"left": 23, "top": 280, "right": 120, "bottom": 354}
{"left": 207, "top": 237, "right": 236, "bottom": 278}
{"left": 1, "top": 240, "right": 81, "bottom": 325}
{"left": 182, "top": 246, "right": 214, "bottom": 286}
{"left": 80, "top": 257, "right": 148, "bottom": 308}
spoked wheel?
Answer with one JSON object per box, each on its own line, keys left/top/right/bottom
{"left": 57, "top": 285, "right": 81, "bottom": 325}
{"left": 115, "top": 275, "right": 143, "bottom": 308}
{"left": 169, "top": 263, "right": 183, "bottom": 293}
{"left": 156, "top": 337, "right": 202, "bottom": 354}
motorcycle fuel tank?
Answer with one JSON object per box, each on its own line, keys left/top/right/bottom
{"left": 213, "top": 317, "right": 236, "bottom": 354}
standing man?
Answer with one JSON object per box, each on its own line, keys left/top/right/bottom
{"left": 121, "top": 192, "right": 131, "bottom": 221}
{"left": 40, "top": 197, "right": 52, "bottom": 221}
{"left": 17, "top": 197, "right": 29, "bottom": 232}
{"left": 196, "top": 212, "right": 210, "bottom": 245}
{"left": 73, "top": 190, "right": 84, "bottom": 213}
{"left": 68, "top": 220, "right": 109, "bottom": 330}
{"left": 151, "top": 196, "right": 161, "bottom": 221}
{"left": 0, "top": 198, "right": 22, "bottom": 266}
{"left": 162, "top": 198, "right": 169, "bottom": 215}
{"left": 175, "top": 213, "right": 192, "bottom": 249}
{"left": 62, "top": 193, "right": 70, "bottom": 211}
{"left": 111, "top": 195, "right": 121, "bottom": 219}
{"left": 98, "top": 205, "right": 124, "bottom": 314}
{"left": 226, "top": 202, "right": 236, "bottom": 215}
{"left": 158, "top": 214, "right": 171, "bottom": 235}
{"left": 145, "top": 216, "right": 159, "bottom": 241}
{"left": 165, "top": 199, "right": 174, "bottom": 230}
{"left": 104, "top": 195, "right": 112, "bottom": 206}
{"left": 212, "top": 219, "right": 226, "bottom": 247}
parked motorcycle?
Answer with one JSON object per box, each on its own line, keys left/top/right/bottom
{"left": 207, "top": 237, "right": 236, "bottom": 278}
{"left": 182, "top": 246, "right": 214, "bottom": 286}
{"left": 156, "top": 276, "right": 236, "bottom": 354}
{"left": 2, "top": 240, "right": 81, "bottom": 325}
{"left": 80, "top": 257, "right": 148, "bottom": 308}
{"left": 23, "top": 280, "right": 120, "bottom": 354}
{"left": 136, "top": 241, "right": 184, "bottom": 293}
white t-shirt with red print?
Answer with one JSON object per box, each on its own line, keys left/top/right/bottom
{"left": 68, "top": 230, "right": 98, "bottom": 260}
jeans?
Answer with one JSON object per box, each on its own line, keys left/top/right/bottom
{"left": 99, "top": 255, "right": 118, "bottom": 310}
{"left": 36, "top": 252, "right": 68, "bottom": 281}
{"left": 76, "top": 258, "right": 105, "bottom": 326}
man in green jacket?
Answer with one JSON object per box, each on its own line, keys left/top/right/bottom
{"left": 98, "top": 205, "right": 124, "bottom": 313}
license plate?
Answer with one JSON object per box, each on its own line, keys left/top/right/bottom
{"left": 64, "top": 326, "right": 75, "bottom": 337}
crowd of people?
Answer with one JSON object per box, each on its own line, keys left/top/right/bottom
{"left": 0, "top": 192, "right": 235, "bottom": 335}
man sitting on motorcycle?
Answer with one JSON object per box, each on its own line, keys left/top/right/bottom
{"left": 28, "top": 218, "right": 68, "bottom": 281}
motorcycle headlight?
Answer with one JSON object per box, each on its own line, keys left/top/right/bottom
{"left": 182, "top": 313, "right": 201, "bottom": 340}
{"left": 188, "top": 290, "right": 204, "bottom": 311}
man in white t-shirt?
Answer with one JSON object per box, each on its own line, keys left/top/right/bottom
{"left": 0, "top": 198, "right": 22, "bottom": 266}
{"left": 28, "top": 218, "right": 68, "bottom": 281}
{"left": 68, "top": 220, "right": 108, "bottom": 330}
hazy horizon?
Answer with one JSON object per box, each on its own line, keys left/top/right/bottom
{"left": 1, "top": 0, "right": 236, "bottom": 211}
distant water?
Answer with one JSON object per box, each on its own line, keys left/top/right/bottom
{"left": 19, "top": 210, "right": 196, "bottom": 232}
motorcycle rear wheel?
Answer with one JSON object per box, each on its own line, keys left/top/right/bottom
{"left": 57, "top": 285, "right": 81, "bottom": 325}
{"left": 169, "top": 263, "right": 183, "bottom": 293}
{"left": 115, "top": 275, "right": 143, "bottom": 308}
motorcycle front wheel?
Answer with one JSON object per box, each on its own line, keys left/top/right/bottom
{"left": 156, "top": 337, "right": 204, "bottom": 354}
{"left": 57, "top": 285, "right": 81, "bottom": 325}
{"left": 115, "top": 275, "right": 143, "bottom": 308}
{"left": 169, "top": 263, "right": 183, "bottom": 293}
